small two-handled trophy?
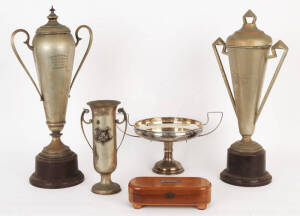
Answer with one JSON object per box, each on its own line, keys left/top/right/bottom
{"left": 81, "top": 100, "right": 128, "bottom": 195}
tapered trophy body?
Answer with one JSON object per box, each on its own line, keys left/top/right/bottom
{"left": 213, "top": 10, "right": 288, "bottom": 186}
{"left": 11, "top": 7, "right": 93, "bottom": 188}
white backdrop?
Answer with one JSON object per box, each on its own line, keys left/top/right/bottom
{"left": 1, "top": 0, "right": 299, "bottom": 215}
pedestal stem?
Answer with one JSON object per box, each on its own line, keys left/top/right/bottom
{"left": 48, "top": 133, "right": 64, "bottom": 149}
{"left": 42, "top": 132, "right": 69, "bottom": 155}
{"left": 100, "top": 174, "right": 112, "bottom": 185}
{"left": 152, "top": 141, "right": 184, "bottom": 174}
{"left": 163, "top": 142, "right": 173, "bottom": 162}
{"left": 242, "top": 135, "right": 251, "bottom": 142}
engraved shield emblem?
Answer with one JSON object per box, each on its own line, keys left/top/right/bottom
{"left": 95, "top": 127, "right": 112, "bottom": 144}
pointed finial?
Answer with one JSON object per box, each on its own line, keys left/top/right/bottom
{"left": 50, "top": 6, "right": 55, "bottom": 13}
{"left": 48, "top": 6, "right": 58, "bottom": 21}
{"left": 243, "top": 9, "right": 257, "bottom": 24}
{"left": 244, "top": 9, "right": 256, "bottom": 17}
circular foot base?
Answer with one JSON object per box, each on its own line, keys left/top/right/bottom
{"left": 152, "top": 160, "right": 184, "bottom": 175}
{"left": 220, "top": 169, "right": 272, "bottom": 187}
{"left": 29, "top": 150, "right": 84, "bottom": 189}
{"left": 92, "top": 182, "right": 121, "bottom": 195}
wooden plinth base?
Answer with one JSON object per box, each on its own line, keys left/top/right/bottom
{"left": 29, "top": 150, "right": 84, "bottom": 189}
{"left": 220, "top": 147, "right": 272, "bottom": 187}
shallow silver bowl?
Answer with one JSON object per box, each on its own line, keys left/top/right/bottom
{"left": 127, "top": 112, "right": 222, "bottom": 175}
{"left": 134, "top": 117, "right": 203, "bottom": 142}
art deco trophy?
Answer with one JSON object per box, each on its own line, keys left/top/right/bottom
{"left": 80, "top": 100, "right": 128, "bottom": 195}
{"left": 213, "top": 10, "right": 288, "bottom": 186}
{"left": 11, "top": 7, "right": 93, "bottom": 188}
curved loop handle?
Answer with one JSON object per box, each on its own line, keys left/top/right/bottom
{"left": 116, "top": 108, "right": 128, "bottom": 150}
{"left": 70, "top": 25, "right": 93, "bottom": 91}
{"left": 11, "top": 29, "right": 43, "bottom": 101}
{"left": 117, "top": 113, "right": 140, "bottom": 138}
{"left": 255, "top": 40, "right": 288, "bottom": 123}
{"left": 80, "top": 108, "right": 93, "bottom": 150}
{"left": 212, "top": 38, "right": 237, "bottom": 116}
{"left": 243, "top": 10, "right": 257, "bottom": 25}
{"left": 198, "top": 112, "right": 223, "bottom": 137}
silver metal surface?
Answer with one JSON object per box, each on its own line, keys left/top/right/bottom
{"left": 131, "top": 112, "right": 222, "bottom": 175}
{"left": 213, "top": 10, "right": 288, "bottom": 152}
{"left": 11, "top": 7, "right": 93, "bottom": 156}
{"left": 134, "top": 117, "right": 203, "bottom": 142}
{"left": 81, "top": 100, "right": 128, "bottom": 195}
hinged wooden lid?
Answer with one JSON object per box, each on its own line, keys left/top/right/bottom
{"left": 129, "top": 177, "right": 211, "bottom": 192}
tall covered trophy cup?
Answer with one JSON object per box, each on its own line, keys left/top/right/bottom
{"left": 213, "top": 10, "right": 288, "bottom": 186}
{"left": 11, "top": 7, "right": 93, "bottom": 188}
{"left": 81, "top": 100, "right": 128, "bottom": 195}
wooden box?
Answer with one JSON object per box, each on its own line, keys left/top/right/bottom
{"left": 128, "top": 177, "right": 211, "bottom": 209}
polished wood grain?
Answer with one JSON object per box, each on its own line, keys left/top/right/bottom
{"left": 29, "top": 151, "right": 84, "bottom": 189}
{"left": 128, "top": 177, "right": 211, "bottom": 210}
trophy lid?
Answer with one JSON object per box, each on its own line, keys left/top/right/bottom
{"left": 226, "top": 10, "right": 272, "bottom": 47}
{"left": 36, "top": 7, "right": 71, "bottom": 35}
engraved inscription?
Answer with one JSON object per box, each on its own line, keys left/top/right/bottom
{"left": 50, "top": 55, "right": 68, "bottom": 70}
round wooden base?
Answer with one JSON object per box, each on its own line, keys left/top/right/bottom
{"left": 220, "top": 169, "right": 272, "bottom": 187}
{"left": 29, "top": 150, "right": 84, "bottom": 189}
{"left": 220, "top": 147, "right": 272, "bottom": 187}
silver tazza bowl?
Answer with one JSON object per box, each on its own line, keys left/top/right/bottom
{"left": 134, "top": 117, "right": 203, "bottom": 142}
{"left": 132, "top": 112, "right": 222, "bottom": 175}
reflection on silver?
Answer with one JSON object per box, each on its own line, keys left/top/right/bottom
{"left": 133, "top": 112, "right": 223, "bottom": 175}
